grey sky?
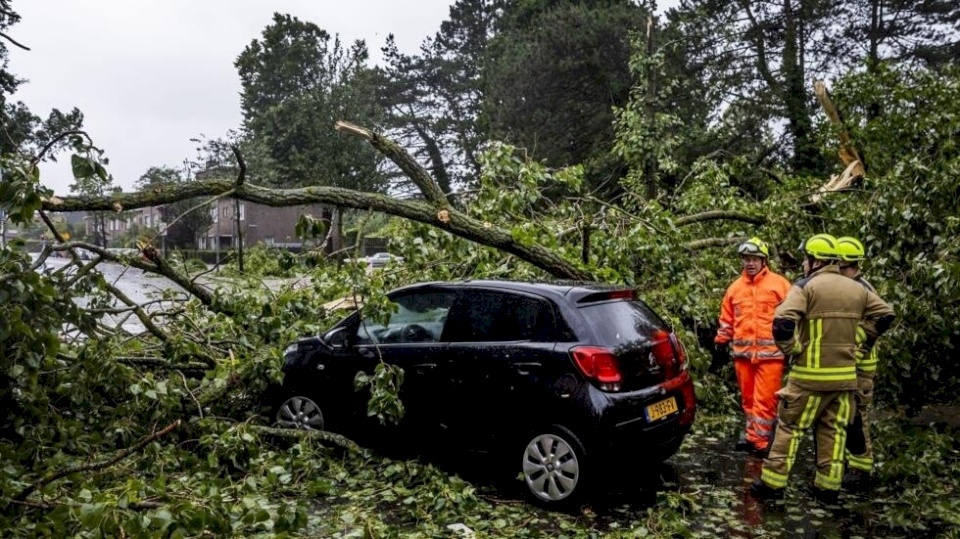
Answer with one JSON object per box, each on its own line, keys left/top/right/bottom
{"left": 9, "top": 1, "right": 678, "bottom": 196}
{"left": 10, "top": 0, "right": 453, "bottom": 194}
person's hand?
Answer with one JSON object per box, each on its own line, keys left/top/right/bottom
{"left": 708, "top": 342, "right": 730, "bottom": 374}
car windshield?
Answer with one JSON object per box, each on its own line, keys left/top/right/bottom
{"left": 356, "top": 292, "right": 454, "bottom": 344}
{"left": 579, "top": 300, "right": 667, "bottom": 348}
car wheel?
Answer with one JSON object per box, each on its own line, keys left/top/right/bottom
{"left": 275, "top": 395, "right": 325, "bottom": 430}
{"left": 521, "top": 426, "right": 588, "bottom": 507}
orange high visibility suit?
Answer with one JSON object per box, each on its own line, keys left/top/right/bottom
{"left": 715, "top": 266, "right": 792, "bottom": 451}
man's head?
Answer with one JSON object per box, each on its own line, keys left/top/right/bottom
{"left": 737, "top": 237, "right": 769, "bottom": 277}
{"left": 835, "top": 236, "right": 866, "bottom": 277}
{"left": 800, "top": 233, "right": 840, "bottom": 276}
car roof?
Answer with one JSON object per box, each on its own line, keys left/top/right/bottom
{"left": 391, "top": 279, "right": 635, "bottom": 304}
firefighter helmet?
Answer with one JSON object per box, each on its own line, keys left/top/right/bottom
{"left": 737, "top": 237, "right": 770, "bottom": 258}
{"left": 803, "top": 233, "right": 839, "bottom": 261}
{"left": 835, "top": 236, "right": 866, "bottom": 262}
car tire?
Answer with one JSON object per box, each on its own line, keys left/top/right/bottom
{"left": 520, "top": 425, "right": 589, "bottom": 509}
{"left": 650, "top": 435, "right": 686, "bottom": 463}
{"left": 274, "top": 394, "right": 325, "bottom": 431}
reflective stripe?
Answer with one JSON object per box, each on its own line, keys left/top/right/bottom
{"left": 757, "top": 350, "right": 785, "bottom": 358}
{"left": 756, "top": 339, "right": 777, "bottom": 346}
{"left": 821, "top": 392, "right": 853, "bottom": 490}
{"left": 791, "top": 365, "right": 858, "bottom": 382}
{"left": 805, "top": 319, "right": 824, "bottom": 369}
{"left": 755, "top": 417, "right": 776, "bottom": 426}
{"left": 761, "top": 468, "right": 789, "bottom": 488}
{"left": 847, "top": 453, "right": 874, "bottom": 472}
{"left": 857, "top": 347, "right": 880, "bottom": 372}
{"left": 767, "top": 392, "right": 821, "bottom": 489}
{"left": 815, "top": 470, "right": 841, "bottom": 490}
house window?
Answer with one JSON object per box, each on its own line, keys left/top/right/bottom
{"left": 210, "top": 206, "right": 218, "bottom": 223}
{"left": 239, "top": 203, "right": 245, "bottom": 221}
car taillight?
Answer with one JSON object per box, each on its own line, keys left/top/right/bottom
{"left": 651, "top": 330, "right": 680, "bottom": 379}
{"left": 570, "top": 346, "right": 623, "bottom": 391}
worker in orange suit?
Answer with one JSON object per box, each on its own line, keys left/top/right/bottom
{"left": 715, "top": 237, "right": 792, "bottom": 457}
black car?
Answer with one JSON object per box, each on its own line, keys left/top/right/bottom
{"left": 276, "top": 280, "right": 696, "bottom": 507}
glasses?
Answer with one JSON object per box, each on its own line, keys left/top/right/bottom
{"left": 738, "top": 243, "right": 763, "bottom": 255}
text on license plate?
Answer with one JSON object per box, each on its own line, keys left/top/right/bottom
{"left": 645, "top": 396, "right": 679, "bottom": 422}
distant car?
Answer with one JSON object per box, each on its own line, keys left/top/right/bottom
{"left": 366, "top": 252, "right": 404, "bottom": 268}
{"left": 275, "top": 280, "right": 696, "bottom": 508}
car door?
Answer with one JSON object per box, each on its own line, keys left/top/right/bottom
{"left": 441, "top": 289, "right": 561, "bottom": 447}
{"left": 352, "top": 288, "right": 457, "bottom": 434}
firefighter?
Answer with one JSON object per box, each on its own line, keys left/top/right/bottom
{"left": 835, "top": 236, "right": 882, "bottom": 491}
{"left": 750, "top": 234, "right": 895, "bottom": 505}
{"left": 714, "top": 237, "right": 792, "bottom": 457}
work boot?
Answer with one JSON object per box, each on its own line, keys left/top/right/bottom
{"left": 842, "top": 469, "right": 874, "bottom": 493}
{"left": 749, "top": 479, "right": 784, "bottom": 500}
{"left": 735, "top": 433, "right": 752, "bottom": 452}
{"left": 810, "top": 485, "right": 840, "bottom": 506}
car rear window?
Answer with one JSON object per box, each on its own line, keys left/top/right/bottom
{"left": 579, "top": 300, "right": 668, "bottom": 347}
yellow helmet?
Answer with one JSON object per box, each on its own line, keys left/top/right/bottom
{"left": 737, "top": 237, "right": 769, "bottom": 258}
{"left": 803, "top": 233, "right": 839, "bottom": 261}
{"left": 835, "top": 236, "right": 866, "bottom": 262}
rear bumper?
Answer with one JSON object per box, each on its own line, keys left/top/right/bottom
{"left": 584, "top": 370, "right": 696, "bottom": 461}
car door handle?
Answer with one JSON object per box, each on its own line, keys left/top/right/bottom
{"left": 358, "top": 348, "right": 375, "bottom": 359}
{"left": 513, "top": 362, "right": 541, "bottom": 375}
{"left": 413, "top": 363, "right": 437, "bottom": 374}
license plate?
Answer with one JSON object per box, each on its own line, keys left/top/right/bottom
{"left": 645, "top": 396, "right": 679, "bottom": 422}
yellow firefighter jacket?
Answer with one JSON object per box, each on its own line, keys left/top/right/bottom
{"left": 772, "top": 265, "right": 895, "bottom": 392}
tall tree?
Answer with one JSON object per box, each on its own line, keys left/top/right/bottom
{"left": 668, "top": 0, "right": 839, "bottom": 175}
{"left": 236, "top": 13, "right": 388, "bottom": 254}
{"left": 482, "top": 0, "right": 647, "bottom": 195}
{"left": 379, "top": 0, "right": 502, "bottom": 195}
{"left": 0, "top": 1, "right": 83, "bottom": 157}
{"left": 830, "top": 0, "right": 960, "bottom": 74}
{"left": 235, "top": 13, "right": 385, "bottom": 192}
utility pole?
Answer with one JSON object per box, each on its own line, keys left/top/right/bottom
{"left": 234, "top": 198, "right": 244, "bottom": 273}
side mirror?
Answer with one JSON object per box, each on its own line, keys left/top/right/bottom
{"left": 324, "top": 327, "right": 351, "bottom": 349}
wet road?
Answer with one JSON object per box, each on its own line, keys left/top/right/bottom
{"left": 41, "top": 256, "right": 192, "bottom": 334}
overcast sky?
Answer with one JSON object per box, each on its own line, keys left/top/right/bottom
{"left": 10, "top": 1, "right": 677, "bottom": 195}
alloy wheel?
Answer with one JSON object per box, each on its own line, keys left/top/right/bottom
{"left": 522, "top": 433, "right": 580, "bottom": 502}
{"left": 276, "top": 396, "right": 324, "bottom": 430}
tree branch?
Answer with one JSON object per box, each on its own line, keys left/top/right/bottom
{"left": 0, "top": 29, "right": 29, "bottom": 50}
{"left": 43, "top": 143, "right": 592, "bottom": 281}
{"left": 675, "top": 210, "right": 766, "bottom": 226}
{"left": 12, "top": 421, "right": 181, "bottom": 503}
{"left": 335, "top": 121, "right": 449, "bottom": 208}
{"left": 101, "top": 282, "right": 170, "bottom": 342}
{"left": 686, "top": 237, "right": 744, "bottom": 250}
{"left": 249, "top": 425, "right": 361, "bottom": 454}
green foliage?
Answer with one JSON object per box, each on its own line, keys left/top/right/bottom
{"left": 235, "top": 13, "right": 385, "bottom": 191}
{"left": 484, "top": 0, "right": 645, "bottom": 194}
{"left": 0, "top": 154, "right": 48, "bottom": 224}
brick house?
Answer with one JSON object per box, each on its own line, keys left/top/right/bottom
{"left": 197, "top": 199, "right": 325, "bottom": 250}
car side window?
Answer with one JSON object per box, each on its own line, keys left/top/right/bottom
{"left": 356, "top": 291, "right": 455, "bottom": 345}
{"left": 445, "top": 291, "right": 554, "bottom": 343}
